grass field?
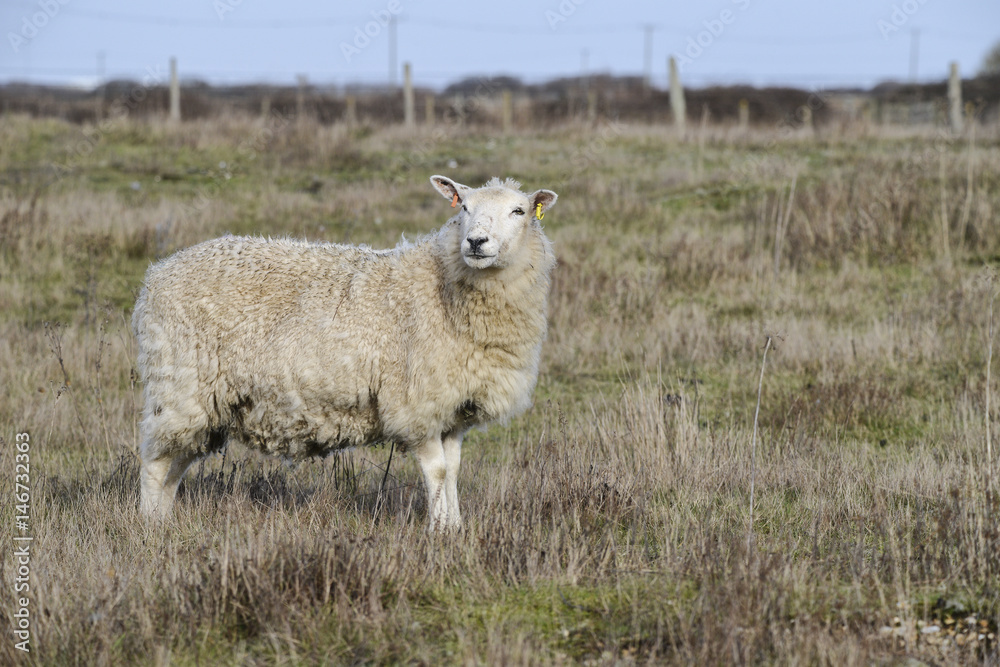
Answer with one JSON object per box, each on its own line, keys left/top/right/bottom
{"left": 1, "top": 111, "right": 999, "bottom": 665}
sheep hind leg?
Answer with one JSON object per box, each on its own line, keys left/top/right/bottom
{"left": 140, "top": 450, "right": 198, "bottom": 519}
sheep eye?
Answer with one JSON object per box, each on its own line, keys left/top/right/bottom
{"left": 513, "top": 208, "right": 525, "bottom": 216}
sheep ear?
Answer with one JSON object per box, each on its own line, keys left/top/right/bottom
{"left": 530, "top": 189, "right": 558, "bottom": 218}
{"left": 430, "top": 175, "right": 470, "bottom": 206}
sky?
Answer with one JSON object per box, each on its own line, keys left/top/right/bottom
{"left": 1, "top": 0, "right": 998, "bottom": 91}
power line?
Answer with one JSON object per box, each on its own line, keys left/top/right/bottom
{"left": 43, "top": 9, "right": 999, "bottom": 44}
{"left": 56, "top": 8, "right": 651, "bottom": 35}
{"left": 61, "top": 7, "right": 363, "bottom": 28}
{"left": 402, "top": 17, "right": 640, "bottom": 35}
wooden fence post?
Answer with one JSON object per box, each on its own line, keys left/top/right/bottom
{"left": 669, "top": 56, "right": 686, "bottom": 132}
{"left": 296, "top": 74, "right": 308, "bottom": 122}
{"left": 948, "top": 61, "right": 963, "bottom": 134}
{"left": 94, "top": 85, "right": 104, "bottom": 123}
{"left": 799, "top": 105, "right": 813, "bottom": 132}
{"left": 345, "top": 96, "right": 357, "bottom": 126}
{"left": 501, "top": 90, "right": 512, "bottom": 133}
{"left": 696, "top": 104, "right": 709, "bottom": 179}
{"left": 425, "top": 95, "right": 434, "bottom": 126}
{"left": 169, "top": 57, "right": 180, "bottom": 122}
{"left": 738, "top": 98, "right": 749, "bottom": 133}
{"left": 403, "top": 62, "right": 415, "bottom": 129}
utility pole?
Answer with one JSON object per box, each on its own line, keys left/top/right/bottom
{"left": 95, "top": 50, "right": 106, "bottom": 121}
{"left": 908, "top": 28, "right": 920, "bottom": 82}
{"left": 643, "top": 24, "right": 654, "bottom": 89}
{"left": 389, "top": 15, "right": 397, "bottom": 88}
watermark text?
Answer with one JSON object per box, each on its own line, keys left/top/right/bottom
{"left": 12, "top": 432, "right": 33, "bottom": 653}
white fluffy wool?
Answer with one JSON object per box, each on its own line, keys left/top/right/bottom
{"left": 133, "top": 175, "right": 557, "bottom": 529}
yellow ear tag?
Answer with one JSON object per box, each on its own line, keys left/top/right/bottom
{"left": 535, "top": 202, "right": 544, "bottom": 220}
{"left": 451, "top": 193, "right": 459, "bottom": 208}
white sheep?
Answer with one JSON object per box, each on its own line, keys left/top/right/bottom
{"left": 132, "top": 175, "right": 557, "bottom": 530}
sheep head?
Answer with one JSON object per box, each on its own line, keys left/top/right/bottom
{"left": 431, "top": 175, "right": 557, "bottom": 270}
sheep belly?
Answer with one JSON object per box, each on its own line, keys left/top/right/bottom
{"left": 205, "top": 315, "right": 391, "bottom": 459}
{"left": 222, "top": 383, "right": 384, "bottom": 459}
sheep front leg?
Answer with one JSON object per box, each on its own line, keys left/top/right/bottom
{"left": 441, "top": 429, "right": 464, "bottom": 529}
{"left": 414, "top": 434, "right": 460, "bottom": 531}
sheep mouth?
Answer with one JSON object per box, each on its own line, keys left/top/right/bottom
{"left": 463, "top": 252, "right": 498, "bottom": 268}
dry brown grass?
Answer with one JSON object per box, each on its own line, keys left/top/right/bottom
{"left": 1, "top": 113, "right": 998, "bottom": 665}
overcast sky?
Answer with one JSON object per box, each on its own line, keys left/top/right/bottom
{"left": 2, "top": 0, "right": 998, "bottom": 90}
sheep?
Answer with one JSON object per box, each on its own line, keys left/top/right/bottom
{"left": 132, "top": 175, "right": 558, "bottom": 530}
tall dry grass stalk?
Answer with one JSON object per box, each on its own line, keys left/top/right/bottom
{"left": 696, "top": 104, "right": 709, "bottom": 181}
{"left": 773, "top": 174, "right": 797, "bottom": 279}
{"left": 988, "top": 284, "right": 996, "bottom": 493}
{"left": 939, "top": 149, "right": 952, "bottom": 267}
{"left": 747, "top": 334, "right": 774, "bottom": 554}
{"left": 958, "top": 113, "right": 976, "bottom": 252}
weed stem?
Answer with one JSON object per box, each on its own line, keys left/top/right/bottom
{"left": 748, "top": 335, "right": 773, "bottom": 555}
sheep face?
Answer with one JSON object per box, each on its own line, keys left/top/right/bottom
{"left": 432, "top": 175, "right": 557, "bottom": 270}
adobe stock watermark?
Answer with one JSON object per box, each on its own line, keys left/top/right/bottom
{"left": 54, "top": 65, "right": 167, "bottom": 176}
{"left": 401, "top": 76, "right": 502, "bottom": 172}
{"left": 674, "top": 0, "right": 752, "bottom": 73}
{"left": 7, "top": 0, "right": 72, "bottom": 53}
{"left": 733, "top": 89, "right": 829, "bottom": 183}
{"left": 557, "top": 118, "right": 626, "bottom": 187}
{"left": 545, "top": 0, "right": 586, "bottom": 31}
{"left": 538, "top": 117, "right": 626, "bottom": 192}
{"left": 340, "top": 0, "right": 402, "bottom": 63}
{"left": 179, "top": 108, "right": 294, "bottom": 221}
{"left": 214, "top": 0, "right": 245, "bottom": 21}
{"left": 876, "top": 0, "right": 930, "bottom": 40}
{"left": 11, "top": 432, "right": 33, "bottom": 653}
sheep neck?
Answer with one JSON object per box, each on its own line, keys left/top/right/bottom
{"left": 433, "top": 230, "right": 554, "bottom": 354}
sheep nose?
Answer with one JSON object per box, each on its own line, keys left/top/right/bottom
{"left": 467, "top": 236, "right": 488, "bottom": 253}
